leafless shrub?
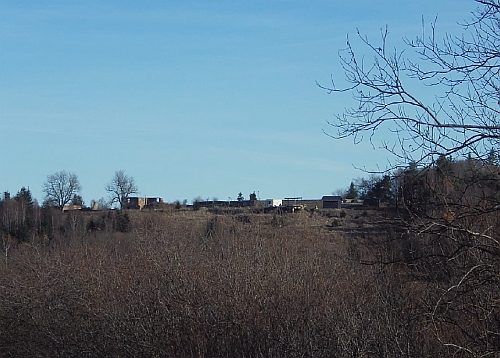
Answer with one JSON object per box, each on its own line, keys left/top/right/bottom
{"left": 0, "top": 209, "right": 463, "bottom": 357}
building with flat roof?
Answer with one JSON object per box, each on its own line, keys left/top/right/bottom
{"left": 123, "top": 197, "right": 163, "bottom": 210}
{"left": 321, "top": 195, "right": 342, "bottom": 209}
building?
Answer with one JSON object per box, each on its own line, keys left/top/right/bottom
{"left": 123, "top": 197, "right": 163, "bottom": 210}
{"left": 321, "top": 195, "right": 342, "bottom": 209}
{"left": 265, "top": 199, "right": 282, "bottom": 208}
{"left": 62, "top": 205, "right": 82, "bottom": 211}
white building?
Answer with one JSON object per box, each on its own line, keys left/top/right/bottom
{"left": 265, "top": 199, "right": 282, "bottom": 208}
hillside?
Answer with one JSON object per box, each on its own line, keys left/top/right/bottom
{"left": 1, "top": 207, "right": 455, "bottom": 357}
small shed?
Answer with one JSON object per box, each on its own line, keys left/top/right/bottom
{"left": 322, "top": 195, "right": 342, "bottom": 209}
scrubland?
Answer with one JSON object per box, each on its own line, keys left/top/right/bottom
{"left": 0, "top": 208, "right": 480, "bottom": 357}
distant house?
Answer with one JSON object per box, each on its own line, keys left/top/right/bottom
{"left": 123, "top": 197, "right": 163, "bottom": 210}
{"left": 265, "top": 199, "right": 282, "bottom": 208}
{"left": 62, "top": 204, "right": 82, "bottom": 212}
{"left": 145, "top": 197, "right": 163, "bottom": 208}
{"left": 194, "top": 200, "right": 257, "bottom": 208}
{"left": 231, "top": 200, "right": 256, "bottom": 207}
{"left": 322, "top": 195, "right": 342, "bottom": 209}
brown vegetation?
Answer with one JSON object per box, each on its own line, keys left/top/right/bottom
{"left": 1, "top": 206, "right": 478, "bottom": 357}
{"left": 2, "top": 156, "right": 500, "bottom": 357}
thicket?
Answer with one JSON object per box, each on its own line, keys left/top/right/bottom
{"left": 0, "top": 189, "right": 132, "bottom": 246}
{"left": 318, "top": 0, "right": 500, "bottom": 352}
{"left": 1, "top": 210, "right": 394, "bottom": 357}
{"left": 355, "top": 157, "right": 500, "bottom": 356}
{"left": 1, "top": 156, "right": 500, "bottom": 356}
{"left": 0, "top": 200, "right": 490, "bottom": 357}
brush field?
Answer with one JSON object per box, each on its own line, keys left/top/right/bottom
{"left": 0, "top": 208, "right": 454, "bottom": 357}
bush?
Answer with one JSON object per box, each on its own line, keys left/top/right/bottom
{"left": 114, "top": 211, "right": 131, "bottom": 232}
{"left": 205, "top": 216, "right": 218, "bottom": 238}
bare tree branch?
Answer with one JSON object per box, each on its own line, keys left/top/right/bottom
{"left": 318, "top": 3, "right": 500, "bottom": 168}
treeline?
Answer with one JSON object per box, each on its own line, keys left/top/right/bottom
{"left": 1, "top": 155, "right": 500, "bottom": 356}
{"left": 343, "top": 155, "right": 500, "bottom": 356}
{"left": 320, "top": 0, "right": 500, "bottom": 352}
{"left": 340, "top": 155, "right": 500, "bottom": 210}
{"left": 0, "top": 189, "right": 132, "bottom": 245}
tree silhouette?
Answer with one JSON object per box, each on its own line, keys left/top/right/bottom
{"left": 43, "top": 171, "right": 81, "bottom": 211}
{"left": 319, "top": 1, "right": 500, "bottom": 355}
{"left": 105, "top": 170, "right": 138, "bottom": 210}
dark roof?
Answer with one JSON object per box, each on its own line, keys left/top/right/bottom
{"left": 321, "top": 196, "right": 342, "bottom": 201}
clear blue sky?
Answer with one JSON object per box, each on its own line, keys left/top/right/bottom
{"left": 0, "top": 0, "right": 476, "bottom": 204}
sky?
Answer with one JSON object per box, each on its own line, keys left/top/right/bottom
{"left": 0, "top": 0, "right": 477, "bottom": 204}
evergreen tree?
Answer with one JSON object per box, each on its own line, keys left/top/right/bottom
{"left": 71, "top": 194, "right": 84, "bottom": 207}
{"left": 346, "top": 182, "right": 358, "bottom": 199}
{"left": 368, "top": 175, "right": 394, "bottom": 203}
{"left": 487, "top": 148, "right": 498, "bottom": 166}
{"left": 13, "top": 187, "right": 35, "bottom": 241}
{"left": 40, "top": 201, "right": 54, "bottom": 241}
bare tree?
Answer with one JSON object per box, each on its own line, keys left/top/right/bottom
{"left": 319, "top": 1, "right": 500, "bottom": 355}
{"left": 43, "top": 171, "right": 82, "bottom": 211}
{"left": 318, "top": 0, "right": 500, "bottom": 168}
{"left": 105, "top": 170, "right": 138, "bottom": 209}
